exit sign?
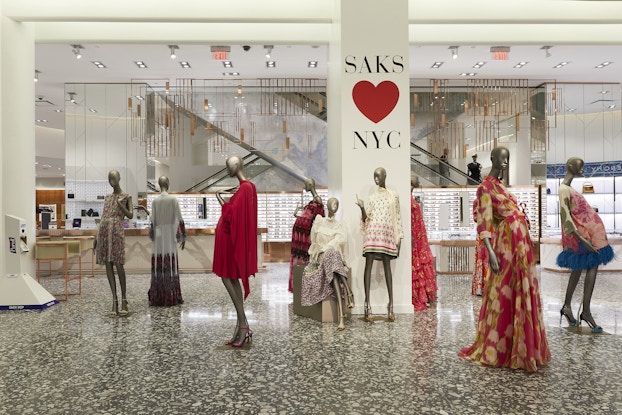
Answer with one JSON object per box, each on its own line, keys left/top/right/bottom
{"left": 212, "top": 51, "right": 229, "bottom": 61}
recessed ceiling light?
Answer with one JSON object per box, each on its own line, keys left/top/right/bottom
{"left": 266, "top": 61, "right": 276, "bottom": 68}
{"left": 134, "top": 61, "right": 148, "bottom": 69}
{"left": 179, "top": 62, "right": 191, "bottom": 68}
{"left": 308, "top": 61, "right": 318, "bottom": 68}
{"left": 472, "top": 62, "right": 486, "bottom": 69}
{"left": 54, "top": 109, "right": 63, "bottom": 113}
{"left": 600, "top": 90, "right": 610, "bottom": 94}
{"left": 88, "top": 108, "right": 97, "bottom": 113}
{"left": 223, "top": 72, "right": 240, "bottom": 76}
{"left": 514, "top": 62, "right": 528, "bottom": 68}
{"left": 431, "top": 62, "right": 444, "bottom": 68}
{"left": 91, "top": 61, "right": 106, "bottom": 69}
{"left": 36, "top": 119, "right": 47, "bottom": 123}
{"left": 459, "top": 73, "right": 477, "bottom": 77}
{"left": 135, "top": 95, "right": 145, "bottom": 100}
{"left": 608, "top": 104, "right": 616, "bottom": 109}
{"left": 567, "top": 108, "right": 577, "bottom": 112}
{"left": 554, "top": 62, "right": 569, "bottom": 68}
{"left": 223, "top": 61, "right": 233, "bottom": 68}
{"left": 595, "top": 61, "right": 613, "bottom": 68}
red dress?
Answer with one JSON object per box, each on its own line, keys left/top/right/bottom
{"left": 411, "top": 196, "right": 437, "bottom": 311}
{"left": 213, "top": 180, "right": 258, "bottom": 300}
{"left": 288, "top": 200, "right": 325, "bottom": 292}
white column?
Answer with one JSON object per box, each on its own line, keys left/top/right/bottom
{"left": 1, "top": 16, "right": 36, "bottom": 276}
{"left": 328, "top": 0, "right": 412, "bottom": 314}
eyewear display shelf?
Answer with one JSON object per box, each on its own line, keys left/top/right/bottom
{"left": 416, "top": 185, "right": 543, "bottom": 241}
{"left": 545, "top": 177, "right": 622, "bottom": 233}
{"left": 64, "top": 179, "right": 109, "bottom": 227}
{"left": 146, "top": 189, "right": 328, "bottom": 242}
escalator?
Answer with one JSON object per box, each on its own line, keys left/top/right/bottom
{"left": 411, "top": 143, "right": 474, "bottom": 186}
{"left": 185, "top": 154, "right": 273, "bottom": 192}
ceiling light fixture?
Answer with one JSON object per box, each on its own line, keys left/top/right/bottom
{"left": 264, "top": 45, "right": 274, "bottom": 59}
{"left": 68, "top": 92, "right": 77, "bottom": 104}
{"left": 36, "top": 119, "right": 48, "bottom": 123}
{"left": 179, "top": 61, "right": 191, "bottom": 68}
{"left": 70, "top": 44, "right": 83, "bottom": 59}
{"left": 595, "top": 61, "right": 613, "bottom": 68}
{"left": 514, "top": 62, "right": 528, "bottom": 68}
{"left": 541, "top": 45, "right": 553, "bottom": 58}
{"left": 459, "top": 73, "right": 477, "bottom": 77}
{"left": 449, "top": 46, "right": 459, "bottom": 60}
{"left": 223, "top": 72, "right": 240, "bottom": 76}
{"left": 554, "top": 62, "right": 569, "bottom": 68}
{"left": 88, "top": 108, "right": 98, "bottom": 113}
{"left": 609, "top": 104, "right": 616, "bottom": 109}
{"left": 34, "top": 69, "right": 40, "bottom": 82}
{"left": 308, "top": 61, "right": 318, "bottom": 68}
{"left": 168, "top": 45, "right": 179, "bottom": 59}
{"left": 91, "top": 61, "right": 106, "bottom": 69}
{"left": 266, "top": 61, "right": 276, "bottom": 68}
{"left": 223, "top": 61, "right": 233, "bottom": 68}
{"left": 567, "top": 108, "right": 576, "bottom": 112}
{"left": 472, "top": 62, "right": 486, "bottom": 69}
{"left": 134, "top": 61, "right": 148, "bottom": 69}
{"left": 431, "top": 62, "right": 444, "bottom": 68}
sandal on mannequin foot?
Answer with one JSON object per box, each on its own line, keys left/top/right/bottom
{"left": 232, "top": 327, "right": 253, "bottom": 347}
{"left": 387, "top": 303, "right": 395, "bottom": 322}
{"left": 579, "top": 312, "right": 602, "bottom": 333}
{"left": 364, "top": 303, "right": 373, "bottom": 322}
{"left": 559, "top": 305, "right": 577, "bottom": 327}
{"left": 225, "top": 324, "right": 240, "bottom": 345}
{"left": 118, "top": 298, "right": 129, "bottom": 316}
{"left": 108, "top": 300, "right": 119, "bottom": 316}
{"left": 347, "top": 293, "right": 355, "bottom": 309}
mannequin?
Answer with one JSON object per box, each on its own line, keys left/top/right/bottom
{"left": 301, "top": 197, "right": 354, "bottom": 330}
{"left": 459, "top": 147, "right": 550, "bottom": 372}
{"left": 288, "top": 177, "right": 325, "bottom": 292}
{"left": 94, "top": 170, "right": 134, "bottom": 316}
{"left": 410, "top": 174, "right": 437, "bottom": 311}
{"left": 148, "top": 176, "right": 186, "bottom": 307}
{"left": 213, "top": 155, "right": 258, "bottom": 347}
{"left": 356, "top": 167, "right": 403, "bottom": 322}
{"left": 557, "top": 157, "right": 614, "bottom": 333}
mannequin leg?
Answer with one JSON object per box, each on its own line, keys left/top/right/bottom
{"left": 332, "top": 276, "right": 345, "bottom": 330}
{"left": 382, "top": 257, "right": 395, "bottom": 321}
{"left": 560, "top": 269, "right": 582, "bottom": 326}
{"left": 221, "top": 278, "right": 251, "bottom": 346}
{"left": 342, "top": 274, "right": 355, "bottom": 308}
{"left": 579, "top": 266, "right": 602, "bottom": 332}
{"left": 363, "top": 256, "right": 374, "bottom": 321}
{"left": 105, "top": 262, "right": 118, "bottom": 314}
{"left": 117, "top": 263, "right": 129, "bottom": 315}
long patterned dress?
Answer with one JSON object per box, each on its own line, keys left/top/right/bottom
{"left": 411, "top": 195, "right": 437, "bottom": 311}
{"left": 459, "top": 176, "right": 550, "bottom": 372}
{"left": 556, "top": 184, "right": 614, "bottom": 269}
{"left": 471, "top": 199, "right": 490, "bottom": 296}
{"left": 148, "top": 191, "right": 186, "bottom": 306}
{"left": 362, "top": 187, "right": 403, "bottom": 258}
{"left": 96, "top": 192, "right": 130, "bottom": 265}
{"left": 301, "top": 215, "right": 349, "bottom": 306}
{"left": 288, "top": 200, "right": 325, "bottom": 292}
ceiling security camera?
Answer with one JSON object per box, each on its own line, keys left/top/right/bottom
{"left": 242, "top": 45, "right": 251, "bottom": 52}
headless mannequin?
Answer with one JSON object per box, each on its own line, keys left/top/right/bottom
{"left": 356, "top": 167, "right": 400, "bottom": 322}
{"left": 217, "top": 156, "right": 251, "bottom": 346}
{"left": 323, "top": 198, "right": 354, "bottom": 330}
{"left": 94, "top": 170, "right": 134, "bottom": 316}
{"left": 294, "top": 178, "right": 323, "bottom": 216}
{"left": 559, "top": 157, "right": 602, "bottom": 332}
{"left": 158, "top": 176, "right": 185, "bottom": 251}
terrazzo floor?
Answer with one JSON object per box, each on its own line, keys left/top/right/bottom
{"left": 2, "top": 264, "right": 622, "bottom": 415}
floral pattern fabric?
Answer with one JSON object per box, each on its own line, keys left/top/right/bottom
{"left": 96, "top": 192, "right": 130, "bottom": 265}
{"left": 288, "top": 200, "right": 325, "bottom": 292}
{"left": 471, "top": 199, "right": 490, "bottom": 296}
{"left": 361, "top": 187, "right": 404, "bottom": 258}
{"left": 411, "top": 196, "right": 437, "bottom": 311}
{"left": 459, "top": 176, "right": 550, "bottom": 372}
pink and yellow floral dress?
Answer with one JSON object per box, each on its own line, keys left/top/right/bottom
{"left": 411, "top": 195, "right": 437, "bottom": 311}
{"left": 459, "top": 176, "right": 550, "bottom": 372}
{"left": 96, "top": 192, "right": 130, "bottom": 265}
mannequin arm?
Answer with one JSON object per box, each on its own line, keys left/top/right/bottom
{"left": 572, "top": 230, "right": 598, "bottom": 253}
{"left": 355, "top": 194, "right": 367, "bottom": 222}
{"left": 483, "top": 237, "right": 499, "bottom": 273}
{"left": 117, "top": 195, "right": 134, "bottom": 219}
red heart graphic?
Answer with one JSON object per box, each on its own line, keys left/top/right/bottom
{"left": 352, "top": 80, "right": 399, "bottom": 123}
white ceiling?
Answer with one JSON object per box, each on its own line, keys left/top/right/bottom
{"left": 34, "top": 43, "right": 622, "bottom": 178}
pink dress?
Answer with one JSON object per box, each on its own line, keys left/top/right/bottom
{"left": 459, "top": 176, "right": 550, "bottom": 372}
{"left": 471, "top": 199, "right": 490, "bottom": 296}
{"left": 96, "top": 192, "right": 130, "bottom": 265}
{"left": 411, "top": 196, "right": 437, "bottom": 311}
{"left": 362, "top": 187, "right": 403, "bottom": 258}
{"left": 288, "top": 200, "right": 325, "bottom": 292}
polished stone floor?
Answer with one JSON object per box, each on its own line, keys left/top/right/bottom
{"left": 1, "top": 264, "right": 622, "bottom": 415}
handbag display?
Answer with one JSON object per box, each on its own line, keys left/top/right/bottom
{"left": 582, "top": 182, "right": 594, "bottom": 193}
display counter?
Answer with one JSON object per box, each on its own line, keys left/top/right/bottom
{"left": 540, "top": 236, "right": 622, "bottom": 272}
{"left": 37, "top": 228, "right": 266, "bottom": 274}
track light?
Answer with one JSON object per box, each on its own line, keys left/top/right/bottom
{"left": 168, "top": 45, "right": 179, "bottom": 59}
{"left": 541, "top": 45, "right": 553, "bottom": 58}
{"left": 71, "top": 44, "right": 83, "bottom": 59}
{"left": 68, "top": 92, "right": 77, "bottom": 104}
{"left": 449, "top": 46, "right": 458, "bottom": 60}
{"left": 264, "top": 45, "right": 273, "bottom": 59}
{"left": 34, "top": 70, "right": 40, "bottom": 82}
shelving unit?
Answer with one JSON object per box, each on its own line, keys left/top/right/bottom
{"left": 64, "top": 179, "right": 109, "bottom": 227}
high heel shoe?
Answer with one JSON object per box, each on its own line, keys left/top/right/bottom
{"left": 225, "top": 324, "right": 240, "bottom": 346}
{"left": 337, "top": 316, "right": 346, "bottom": 330}
{"left": 232, "top": 327, "right": 253, "bottom": 347}
{"left": 364, "top": 303, "right": 373, "bottom": 322}
{"left": 347, "top": 293, "right": 355, "bottom": 309}
{"left": 108, "top": 300, "right": 119, "bottom": 316}
{"left": 579, "top": 312, "right": 603, "bottom": 333}
{"left": 118, "top": 298, "right": 129, "bottom": 316}
{"left": 560, "top": 305, "right": 577, "bottom": 327}
{"left": 387, "top": 303, "right": 395, "bottom": 322}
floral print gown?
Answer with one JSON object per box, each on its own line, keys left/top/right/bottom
{"left": 471, "top": 198, "right": 490, "bottom": 296}
{"left": 459, "top": 176, "right": 550, "bottom": 372}
{"left": 96, "top": 192, "right": 130, "bottom": 265}
{"left": 411, "top": 196, "right": 437, "bottom": 311}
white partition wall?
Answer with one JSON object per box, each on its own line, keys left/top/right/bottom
{"left": 328, "top": 0, "right": 412, "bottom": 315}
